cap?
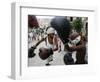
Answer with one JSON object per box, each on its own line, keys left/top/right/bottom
{"left": 47, "top": 27, "right": 55, "bottom": 34}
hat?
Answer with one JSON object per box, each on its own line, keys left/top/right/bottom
{"left": 47, "top": 27, "right": 55, "bottom": 34}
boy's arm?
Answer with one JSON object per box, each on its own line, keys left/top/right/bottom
{"left": 65, "top": 36, "right": 86, "bottom": 52}
{"left": 33, "top": 37, "right": 46, "bottom": 49}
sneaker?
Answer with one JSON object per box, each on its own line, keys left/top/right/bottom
{"left": 45, "top": 63, "right": 51, "bottom": 66}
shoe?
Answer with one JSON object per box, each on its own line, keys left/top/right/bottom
{"left": 45, "top": 63, "right": 51, "bottom": 66}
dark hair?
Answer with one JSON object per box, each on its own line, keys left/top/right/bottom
{"left": 28, "top": 15, "right": 39, "bottom": 28}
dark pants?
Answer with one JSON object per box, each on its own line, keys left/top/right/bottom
{"left": 75, "top": 47, "right": 86, "bottom": 64}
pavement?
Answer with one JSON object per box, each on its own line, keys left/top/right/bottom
{"left": 28, "top": 40, "right": 76, "bottom": 66}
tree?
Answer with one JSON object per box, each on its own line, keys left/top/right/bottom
{"left": 72, "top": 17, "right": 83, "bottom": 33}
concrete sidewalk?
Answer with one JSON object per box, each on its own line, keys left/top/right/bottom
{"left": 28, "top": 41, "right": 76, "bottom": 66}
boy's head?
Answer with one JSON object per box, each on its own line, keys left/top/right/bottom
{"left": 47, "top": 27, "right": 55, "bottom": 38}
{"left": 28, "top": 15, "right": 39, "bottom": 28}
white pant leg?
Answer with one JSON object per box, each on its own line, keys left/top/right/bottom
{"left": 46, "top": 55, "right": 53, "bottom": 63}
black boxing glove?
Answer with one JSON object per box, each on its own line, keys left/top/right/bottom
{"left": 28, "top": 46, "right": 36, "bottom": 58}
{"left": 39, "top": 48, "right": 53, "bottom": 60}
{"left": 51, "top": 16, "right": 71, "bottom": 44}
